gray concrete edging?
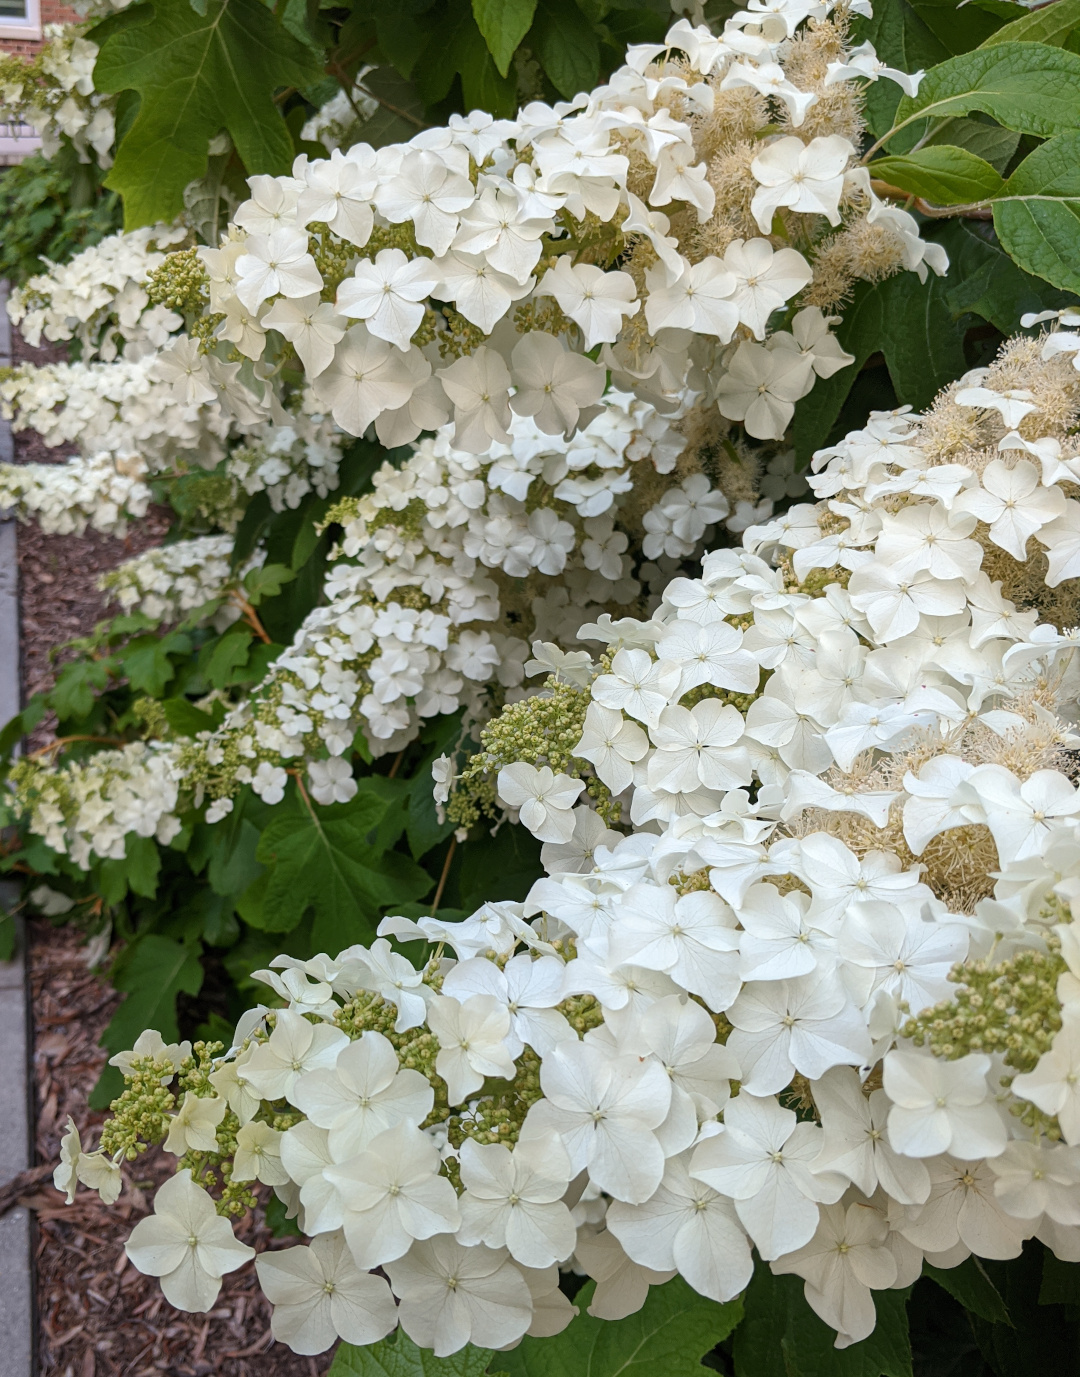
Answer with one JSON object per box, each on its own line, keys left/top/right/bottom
{"left": 0, "top": 278, "right": 34, "bottom": 1377}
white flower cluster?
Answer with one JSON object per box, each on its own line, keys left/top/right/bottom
{"left": 165, "top": 3, "right": 939, "bottom": 451}
{"left": 7, "top": 224, "right": 189, "bottom": 362}
{"left": 0, "top": 449, "right": 152, "bottom": 536}
{"left": 21, "top": 742, "right": 182, "bottom": 869}
{"left": 59, "top": 322, "right": 1080, "bottom": 1357}
{"left": 8, "top": 387, "right": 781, "bottom": 849}
{"left": 0, "top": 25, "right": 115, "bottom": 164}
{"left": 0, "top": 358, "right": 346, "bottom": 533}
{"left": 99, "top": 534, "right": 266, "bottom": 630}
{"left": 0, "top": 354, "right": 231, "bottom": 465}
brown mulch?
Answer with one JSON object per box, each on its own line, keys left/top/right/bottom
{"left": 9, "top": 328, "right": 172, "bottom": 749}
{"left": 21, "top": 921, "right": 331, "bottom": 1377}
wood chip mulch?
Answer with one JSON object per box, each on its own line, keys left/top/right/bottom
{"left": 14, "top": 921, "right": 331, "bottom": 1377}
{"left": 10, "top": 328, "right": 171, "bottom": 751}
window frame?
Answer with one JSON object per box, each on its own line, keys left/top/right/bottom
{"left": 0, "top": 0, "right": 42, "bottom": 42}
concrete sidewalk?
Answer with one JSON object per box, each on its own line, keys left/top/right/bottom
{"left": 0, "top": 279, "right": 33, "bottom": 1377}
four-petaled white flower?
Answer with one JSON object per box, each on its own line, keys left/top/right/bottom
{"left": 524, "top": 1038, "right": 672, "bottom": 1203}
{"left": 326, "top": 1121, "right": 461, "bottom": 1269}
{"left": 336, "top": 249, "right": 440, "bottom": 352}
{"left": 883, "top": 1049, "right": 1006, "bottom": 1160}
{"left": 537, "top": 258, "right": 639, "bottom": 349}
{"left": 955, "top": 458, "right": 1065, "bottom": 560}
{"left": 386, "top": 1236, "right": 533, "bottom": 1357}
{"left": 241, "top": 1008, "right": 348, "bottom": 1102}
{"left": 255, "top": 1231, "right": 398, "bottom": 1354}
{"left": 426, "top": 993, "right": 518, "bottom": 1103}
{"left": 456, "top": 1132, "right": 576, "bottom": 1267}
{"left": 291, "top": 1029, "right": 434, "bottom": 1155}
{"left": 690, "top": 1093, "right": 846, "bottom": 1260}
{"left": 125, "top": 1170, "right": 255, "bottom": 1312}
{"left": 509, "top": 331, "right": 606, "bottom": 436}
{"left": 750, "top": 135, "right": 855, "bottom": 234}
{"left": 497, "top": 763, "right": 585, "bottom": 844}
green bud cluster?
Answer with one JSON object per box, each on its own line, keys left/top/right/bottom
{"left": 681, "top": 682, "right": 761, "bottom": 713}
{"left": 321, "top": 495, "right": 362, "bottom": 531}
{"left": 437, "top": 307, "right": 487, "bottom": 360}
{"left": 513, "top": 296, "right": 573, "bottom": 339}
{"left": 307, "top": 224, "right": 357, "bottom": 301}
{"left": 132, "top": 696, "right": 170, "bottom": 740}
{"left": 144, "top": 247, "right": 208, "bottom": 317}
{"left": 444, "top": 1047, "right": 545, "bottom": 1181}
{"left": 450, "top": 676, "right": 619, "bottom": 829}
{"left": 901, "top": 936, "right": 1066, "bottom": 1074}
{"left": 99, "top": 1055, "right": 178, "bottom": 1161}
{"left": 557, "top": 992, "right": 605, "bottom": 1036}
{"left": 368, "top": 497, "right": 429, "bottom": 540}
{"left": 670, "top": 867, "right": 714, "bottom": 894}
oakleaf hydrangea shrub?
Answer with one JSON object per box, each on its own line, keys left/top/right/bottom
{"left": 59, "top": 320, "right": 1080, "bottom": 1358}
{"left": 2, "top": 0, "right": 945, "bottom": 854}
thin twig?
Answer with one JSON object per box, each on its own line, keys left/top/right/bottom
{"left": 431, "top": 835, "right": 457, "bottom": 916}
{"left": 229, "top": 592, "right": 272, "bottom": 644}
{"left": 27, "top": 735, "right": 126, "bottom": 760}
{"left": 869, "top": 179, "right": 995, "bottom": 220}
{"left": 387, "top": 750, "right": 405, "bottom": 780}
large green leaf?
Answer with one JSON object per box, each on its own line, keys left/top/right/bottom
{"left": 473, "top": 0, "right": 538, "bottom": 76}
{"left": 501, "top": 1277, "right": 742, "bottom": 1377}
{"left": 889, "top": 42, "right": 1080, "bottom": 146}
{"left": 92, "top": 0, "right": 323, "bottom": 227}
{"left": 981, "top": 0, "right": 1080, "bottom": 48}
{"left": 251, "top": 790, "right": 432, "bottom": 949}
{"left": 993, "top": 131, "right": 1080, "bottom": 293}
{"left": 922, "top": 115, "right": 1020, "bottom": 173}
{"left": 121, "top": 630, "right": 191, "bottom": 697}
{"left": 98, "top": 833, "right": 162, "bottom": 903}
{"left": 906, "top": 0, "right": 1014, "bottom": 54}
{"left": 50, "top": 659, "right": 112, "bottom": 722}
{"left": 91, "top": 934, "right": 203, "bottom": 1107}
{"left": 414, "top": 6, "right": 517, "bottom": 116}
{"left": 792, "top": 259, "right": 969, "bottom": 463}
{"left": 924, "top": 1258, "right": 1012, "bottom": 1326}
{"left": 871, "top": 146, "right": 1004, "bottom": 204}
{"left": 936, "top": 219, "right": 1078, "bottom": 331}
{"left": 329, "top": 1329, "right": 496, "bottom": 1377}
{"left": 733, "top": 1265, "right": 912, "bottom": 1377}
{"left": 531, "top": 0, "right": 601, "bottom": 98}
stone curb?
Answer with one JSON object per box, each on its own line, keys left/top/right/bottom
{"left": 0, "top": 279, "right": 34, "bottom": 1377}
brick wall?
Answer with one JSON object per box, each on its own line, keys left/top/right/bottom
{"left": 1, "top": 0, "right": 81, "bottom": 57}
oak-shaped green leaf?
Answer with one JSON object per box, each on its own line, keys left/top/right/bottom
{"left": 531, "top": 0, "right": 600, "bottom": 98}
{"left": 472, "top": 0, "right": 538, "bottom": 76}
{"left": 890, "top": 42, "right": 1080, "bottom": 145}
{"left": 871, "top": 146, "right": 1004, "bottom": 204}
{"left": 993, "top": 131, "right": 1080, "bottom": 293}
{"left": 501, "top": 1276, "right": 742, "bottom": 1377}
{"left": 329, "top": 1328, "right": 497, "bottom": 1377}
{"left": 936, "top": 219, "right": 1077, "bottom": 332}
{"left": 92, "top": 0, "right": 323, "bottom": 227}
{"left": 252, "top": 791, "right": 432, "bottom": 950}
